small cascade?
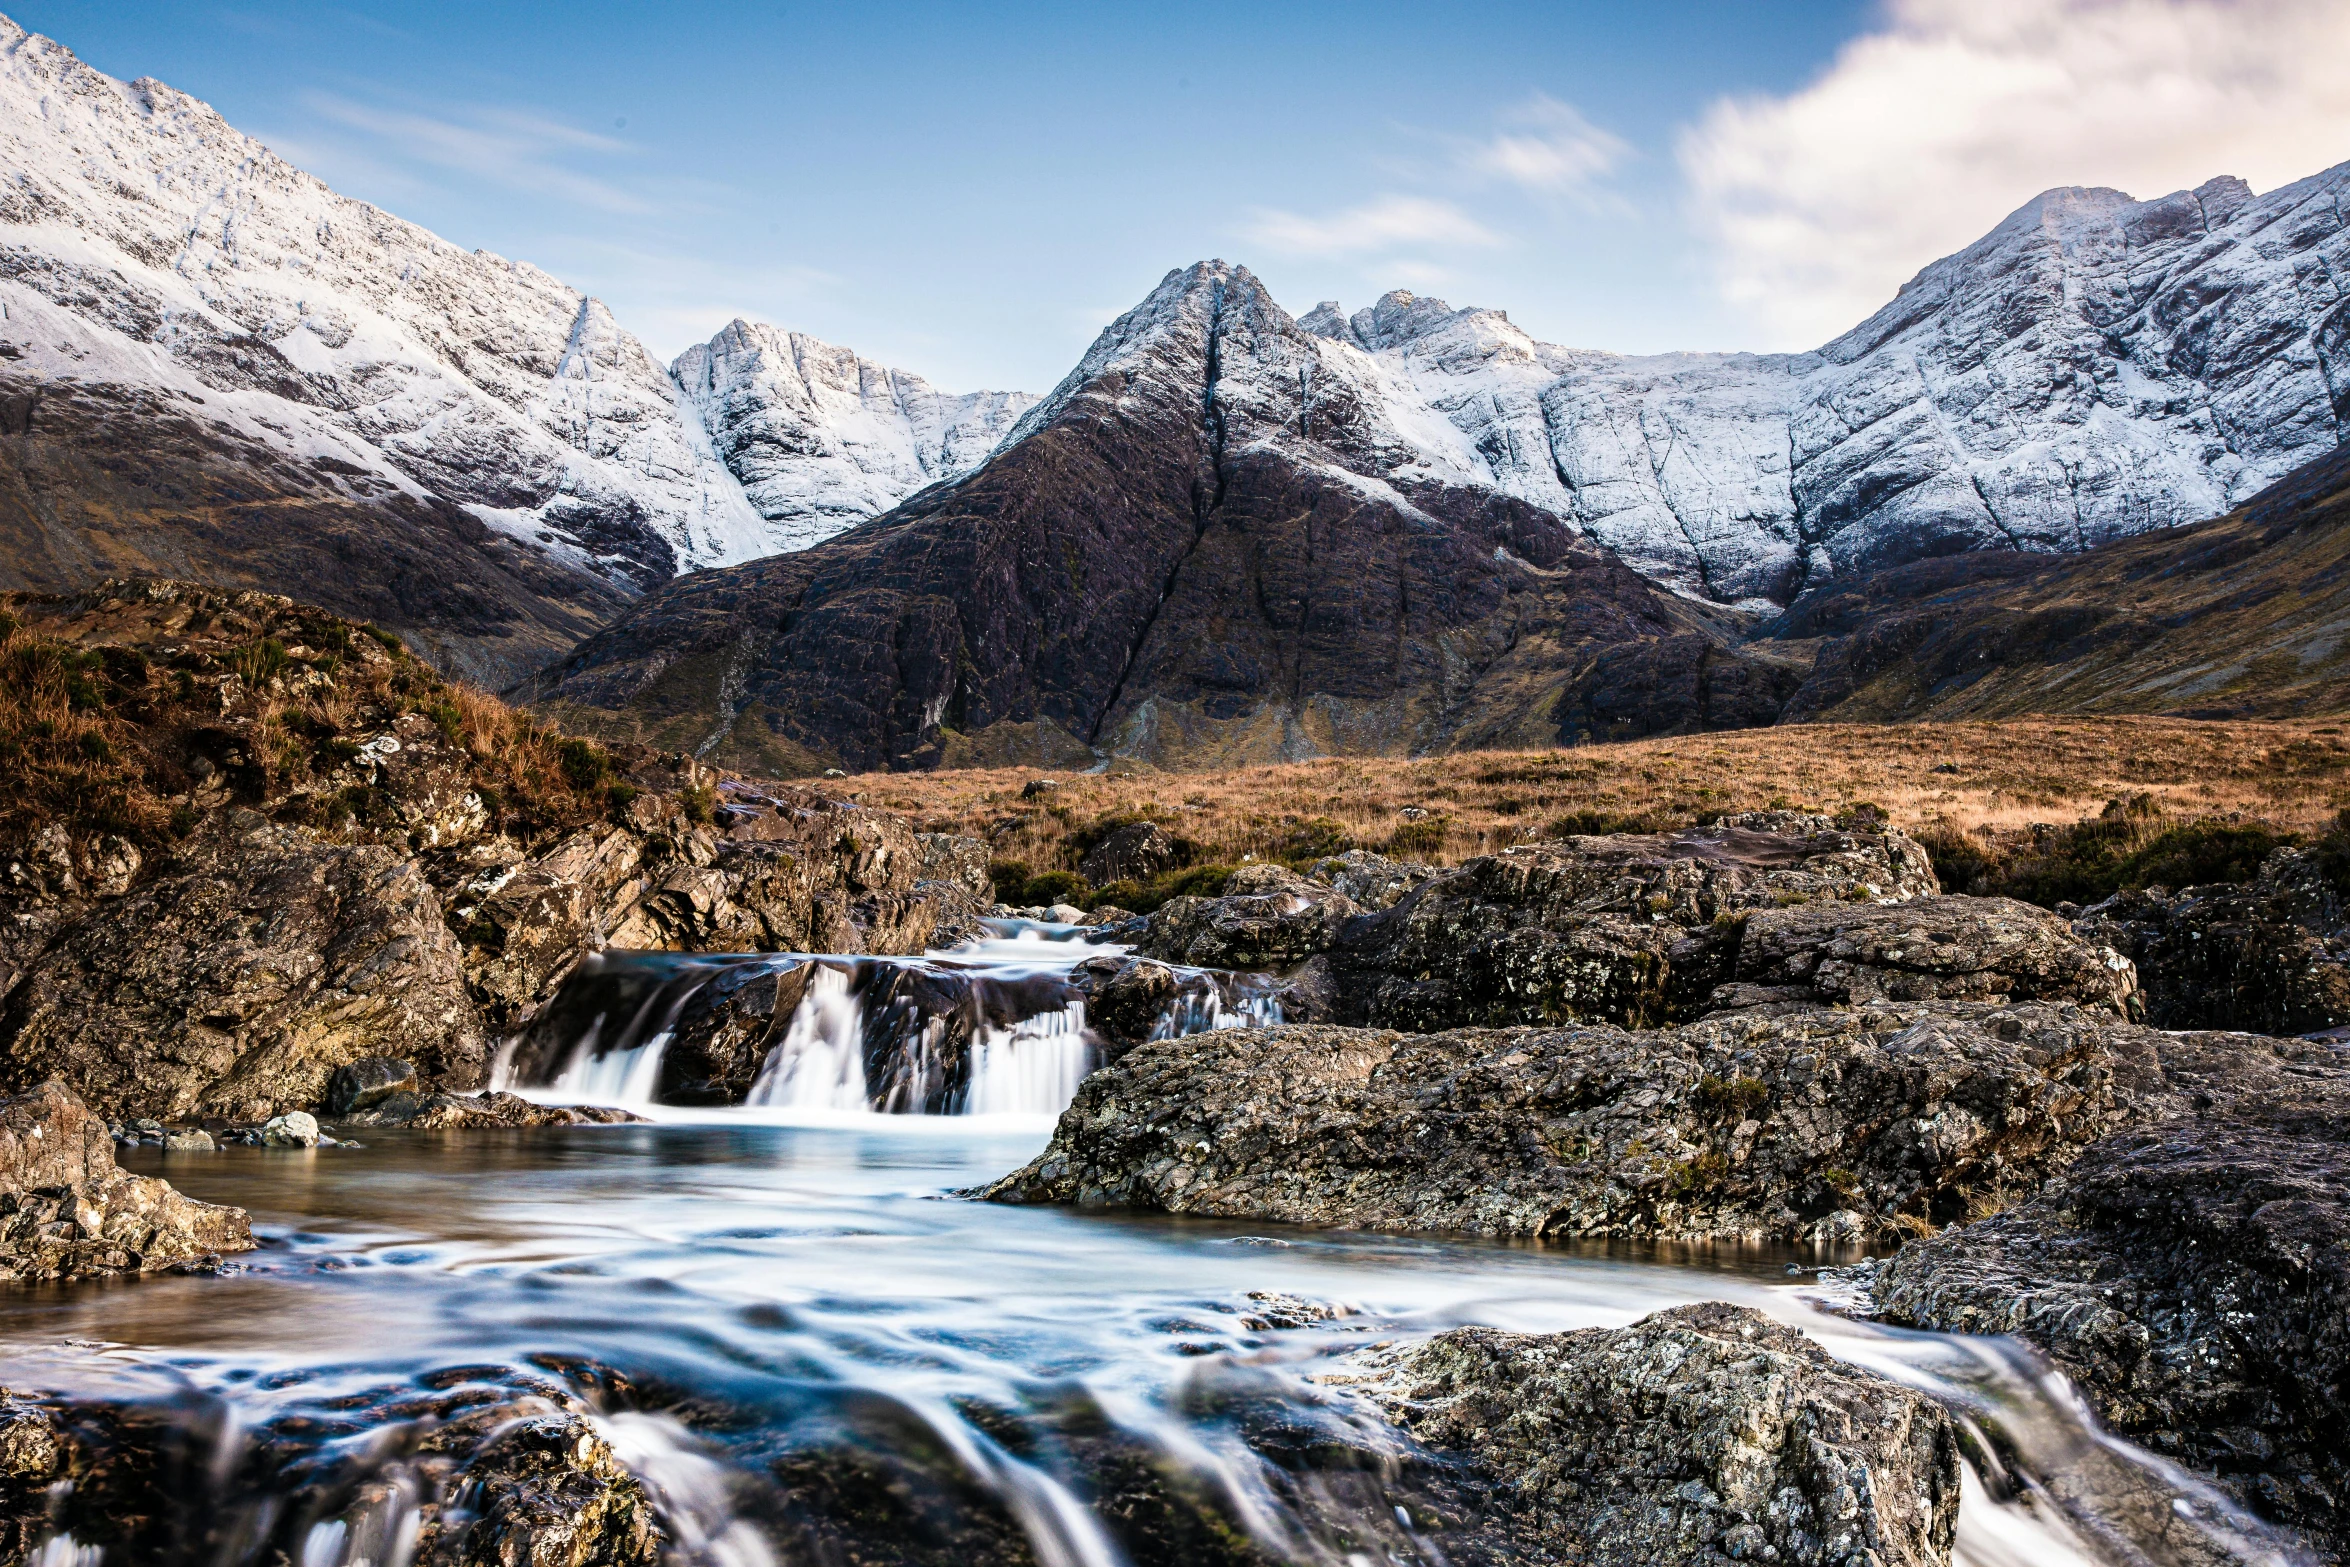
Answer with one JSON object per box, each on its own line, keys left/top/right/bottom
{"left": 744, "top": 966, "right": 866, "bottom": 1111}
{"left": 508, "top": 927, "right": 1280, "bottom": 1119}
{"left": 963, "top": 1002, "right": 1095, "bottom": 1116}
{"left": 1148, "top": 974, "right": 1284, "bottom": 1040}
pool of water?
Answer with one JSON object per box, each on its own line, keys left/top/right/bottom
{"left": 0, "top": 1111, "right": 2305, "bottom": 1567}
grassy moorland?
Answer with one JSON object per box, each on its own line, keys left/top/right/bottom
{"left": 844, "top": 716, "right": 2350, "bottom": 911}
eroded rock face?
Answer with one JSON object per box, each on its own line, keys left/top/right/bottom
{"left": 1871, "top": 1032, "right": 2350, "bottom": 1554}
{"left": 983, "top": 1002, "right": 2200, "bottom": 1242}
{"left": 1143, "top": 814, "right": 2011, "bottom": 1033}
{"left": 1085, "top": 958, "right": 1180, "bottom": 1060}
{"left": 1078, "top": 821, "right": 1177, "bottom": 886}
{"left": 0, "top": 826, "right": 485, "bottom": 1123}
{"left": 0, "top": 1080, "right": 251, "bottom": 1282}
{"left": 1343, "top": 1303, "right": 1959, "bottom": 1567}
{"left": 2076, "top": 847, "right": 2350, "bottom": 1034}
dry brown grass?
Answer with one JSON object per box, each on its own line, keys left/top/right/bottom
{"left": 838, "top": 716, "right": 2350, "bottom": 879}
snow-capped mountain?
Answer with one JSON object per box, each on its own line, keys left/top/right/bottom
{"left": 0, "top": 12, "right": 1030, "bottom": 651}
{"left": 674, "top": 321, "right": 1035, "bottom": 552}
{"left": 1300, "top": 168, "right": 2350, "bottom": 604}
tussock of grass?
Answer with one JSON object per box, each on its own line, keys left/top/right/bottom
{"left": 0, "top": 584, "right": 662, "bottom": 865}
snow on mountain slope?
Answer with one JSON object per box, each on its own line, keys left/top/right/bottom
{"left": 673, "top": 321, "right": 1035, "bottom": 551}
{"left": 1303, "top": 165, "right": 2350, "bottom": 604}
{"left": 0, "top": 14, "right": 770, "bottom": 586}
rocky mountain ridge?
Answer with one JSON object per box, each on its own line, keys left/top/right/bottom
{"left": 0, "top": 15, "right": 1028, "bottom": 679}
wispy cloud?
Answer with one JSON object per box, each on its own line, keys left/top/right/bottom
{"left": 1241, "top": 195, "right": 1502, "bottom": 259}
{"left": 1458, "top": 94, "right": 1629, "bottom": 199}
{"left": 1679, "top": 0, "right": 2350, "bottom": 347}
{"left": 298, "top": 90, "right": 650, "bottom": 214}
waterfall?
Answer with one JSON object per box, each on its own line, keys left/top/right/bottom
{"left": 744, "top": 966, "right": 867, "bottom": 1111}
{"left": 962, "top": 1002, "right": 1095, "bottom": 1116}
{"left": 509, "top": 931, "right": 1280, "bottom": 1119}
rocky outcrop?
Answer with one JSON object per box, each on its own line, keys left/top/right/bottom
{"left": 982, "top": 1000, "right": 2206, "bottom": 1242}
{"left": 1340, "top": 1303, "right": 1959, "bottom": 1567}
{"left": 1301, "top": 849, "right": 1438, "bottom": 913}
{"left": 0, "top": 1080, "right": 251, "bottom": 1282}
{"left": 1144, "top": 813, "right": 2034, "bottom": 1032}
{"left": 1078, "top": 821, "right": 1177, "bottom": 887}
{"left": 2075, "top": 845, "right": 2349, "bottom": 1034}
{"left": 1140, "top": 864, "right": 1363, "bottom": 970}
{"left": 3, "top": 824, "right": 487, "bottom": 1123}
{"left": 0, "top": 583, "right": 960, "bottom": 1120}
{"left": 1722, "top": 895, "right": 2138, "bottom": 1014}
{"left": 1871, "top": 1030, "right": 2350, "bottom": 1555}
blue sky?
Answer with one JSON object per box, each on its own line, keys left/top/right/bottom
{"left": 16, "top": 1, "right": 2346, "bottom": 392}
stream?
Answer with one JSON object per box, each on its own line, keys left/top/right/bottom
{"left": 0, "top": 925, "right": 2307, "bottom": 1567}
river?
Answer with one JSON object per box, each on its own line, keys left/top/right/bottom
{"left": 0, "top": 927, "right": 2305, "bottom": 1567}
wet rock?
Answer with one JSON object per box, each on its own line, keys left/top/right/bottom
{"left": 982, "top": 1002, "right": 2259, "bottom": 1243}
{"left": 258, "top": 1111, "right": 320, "bottom": 1148}
{"left": 1872, "top": 1030, "right": 2350, "bottom": 1555}
{"left": 1044, "top": 902, "right": 1088, "bottom": 925}
{"left": 1301, "top": 849, "right": 1438, "bottom": 912}
{"left": 1139, "top": 865, "right": 1362, "bottom": 969}
{"left": 2075, "top": 846, "right": 2350, "bottom": 1034}
{"left": 442, "top": 1412, "right": 661, "bottom": 1566}
{"left": 1079, "top": 822, "right": 1176, "bottom": 886}
{"left": 0, "top": 1079, "right": 252, "bottom": 1281}
{"left": 1724, "top": 895, "right": 2139, "bottom": 1013}
{"left": 326, "top": 1056, "right": 419, "bottom": 1115}
{"left": 345, "top": 1091, "right": 647, "bottom": 1131}
{"left": 1087, "top": 959, "right": 1180, "bottom": 1059}
{"left": 1340, "top": 1303, "right": 1959, "bottom": 1567}
{"left": 0, "top": 1358, "right": 669, "bottom": 1566}
{"left": 160, "top": 1130, "right": 213, "bottom": 1153}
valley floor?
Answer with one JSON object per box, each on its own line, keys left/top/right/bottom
{"left": 847, "top": 715, "right": 2350, "bottom": 884}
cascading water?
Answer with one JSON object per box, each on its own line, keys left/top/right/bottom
{"left": 743, "top": 965, "right": 866, "bottom": 1111}
{"left": 504, "top": 921, "right": 1274, "bottom": 1120}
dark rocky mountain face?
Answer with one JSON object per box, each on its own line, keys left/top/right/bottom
{"left": 1765, "top": 437, "right": 2350, "bottom": 723}
{"left": 0, "top": 378, "right": 630, "bottom": 690}
{"left": 529, "top": 264, "right": 1785, "bottom": 773}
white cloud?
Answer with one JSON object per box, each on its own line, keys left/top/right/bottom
{"left": 1680, "top": 0, "right": 2350, "bottom": 347}
{"left": 300, "top": 91, "right": 651, "bottom": 214}
{"left": 1461, "top": 94, "right": 1628, "bottom": 197}
{"left": 1242, "top": 195, "right": 1501, "bottom": 258}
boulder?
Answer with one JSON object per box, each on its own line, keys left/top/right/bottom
{"left": 1078, "top": 821, "right": 1177, "bottom": 886}
{"left": 1341, "top": 1303, "right": 1959, "bottom": 1567}
{"left": 0, "top": 1360, "right": 659, "bottom": 1565}
{"left": 257, "top": 1111, "right": 320, "bottom": 1148}
{"left": 1139, "top": 864, "right": 1361, "bottom": 969}
{"left": 1086, "top": 959, "right": 1180, "bottom": 1058}
{"left": 0, "top": 826, "right": 486, "bottom": 1123}
{"left": 324, "top": 1056, "right": 417, "bottom": 1115}
{"left": 1302, "top": 849, "right": 1439, "bottom": 912}
{"left": 1723, "top": 895, "right": 2139, "bottom": 1013}
{"left": 2075, "top": 846, "right": 2350, "bottom": 1034}
{"left": 983, "top": 1001, "right": 2197, "bottom": 1242}
{"left": 0, "top": 1080, "right": 252, "bottom": 1281}
{"left": 1871, "top": 1030, "right": 2350, "bottom": 1555}
{"left": 1336, "top": 813, "right": 1945, "bottom": 1030}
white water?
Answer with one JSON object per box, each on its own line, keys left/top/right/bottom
{"left": 744, "top": 965, "right": 867, "bottom": 1111}
{"left": 522, "top": 923, "right": 1276, "bottom": 1122}
{"left": 962, "top": 1001, "right": 1096, "bottom": 1116}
